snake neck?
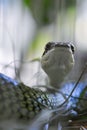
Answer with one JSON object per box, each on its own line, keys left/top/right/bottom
{"left": 45, "top": 63, "right": 74, "bottom": 88}
{"left": 48, "top": 69, "right": 67, "bottom": 87}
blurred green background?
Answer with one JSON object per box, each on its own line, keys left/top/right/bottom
{"left": 0, "top": 0, "right": 87, "bottom": 86}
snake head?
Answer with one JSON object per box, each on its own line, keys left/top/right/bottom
{"left": 42, "top": 42, "right": 75, "bottom": 56}
{"left": 41, "top": 42, "right": 75, "bottom": 88}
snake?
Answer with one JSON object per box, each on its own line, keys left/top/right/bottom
{"left": 0, "top": 42, "right": 87, "bottom": 130}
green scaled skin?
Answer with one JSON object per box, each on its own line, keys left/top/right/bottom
{"left": 0, "top": 73, "right": 65, "bottom": 124}
{"left": 0, "top": 79, "right": 48, "bottom": 121}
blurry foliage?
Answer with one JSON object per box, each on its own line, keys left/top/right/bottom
{"left": 24, "top": 0, "right": 58, "bottom": 26}
{"left": 0, "top": 0, "right": 76, "bottom": 59}
{"left": 28, "top": 29, "right": 51, "bottom": 56}
{"left": 22, "top": 0, "right": 76, "bottom": 57}
{"left": 23, "top": 0, "right": 76, "bottom": 26}
{"left": 65, "top": 0, "right": 76, "bottom": 8}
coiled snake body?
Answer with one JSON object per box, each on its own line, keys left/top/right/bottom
{"left": 0, "top": 42, "right": 87, "bottom": 130}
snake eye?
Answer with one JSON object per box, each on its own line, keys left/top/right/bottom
{"left": 45, "top": 42, "right": 55, "bottom": 51}
{"left": 42, "top": 42, "right": 55, "bottom": 56}
{"left": 70, "top": 44, "right": 75, "bottom": 54}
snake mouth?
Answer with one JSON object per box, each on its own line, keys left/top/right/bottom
{"left": 42, "top": 42, "right": 75, "bottom": 56}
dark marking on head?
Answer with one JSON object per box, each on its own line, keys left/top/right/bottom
{"left": 42, "top": 42, "right": 75, "bottom": 56}
{"left": 70, "top": 44, "right": 75, "bottom": 54}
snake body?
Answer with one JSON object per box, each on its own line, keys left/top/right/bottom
{"left": 0, "top": 73, "right": 66, "bottom": 130}
{"left": 0, "top": 42, "right": 87, "bottom": 130}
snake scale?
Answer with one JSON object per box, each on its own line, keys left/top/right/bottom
{"left": 0, "top": 42, "right": 87, "bottom": 130}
